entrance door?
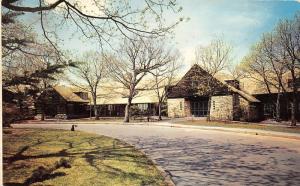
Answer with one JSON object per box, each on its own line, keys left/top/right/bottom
{"left": 191, "top": 101, "right": 208, "bottom": 117}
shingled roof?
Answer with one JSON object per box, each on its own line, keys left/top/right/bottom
{"left": 167, "top": 64, "right": 260, "bottom": 103}
{"left": 53, "top": 86, "right": 89, "bottom": 103}
{"left": 95, "top": 83, "right": 160, "bottom": 105}
{"left": 226, "top": 84, "right": 260, "bottom": 103}
{"left": 167, "top": 64, "right": 229, "bottom": 98}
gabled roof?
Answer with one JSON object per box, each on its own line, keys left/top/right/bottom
{"left": 53, "top": 86, "right": 89, "bottom": 103}
{"left": 167, "top": 64, "right": 229, "bottom": 98}
{"left": 168, "top": 64, "right": 260, "bottom": 103}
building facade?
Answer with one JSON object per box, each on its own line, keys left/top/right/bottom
{"left": 35, "top": 86, "right": 90, "bottom": 119}
{"left": 254, "top": 92, "right": 300, "bottom": 121}
{"left": 93, "top": 87, "right": 162, "bottom": 117}
{"left": 33, "top": 65, "right": 299, "bottom": 122}
{"left": 167, "top": 65, "right": 261, "bottom": 121}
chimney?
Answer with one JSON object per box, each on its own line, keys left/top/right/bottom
{"left": 225, "top": 79, "right": 240, "bottom": 89}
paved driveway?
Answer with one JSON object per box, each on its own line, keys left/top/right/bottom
{"left": 13, "top": 123, "right": 300, "bottom": 185}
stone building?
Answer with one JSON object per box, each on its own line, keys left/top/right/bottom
{"left": 167, "top": 64, "right": 261, "bottom": 121}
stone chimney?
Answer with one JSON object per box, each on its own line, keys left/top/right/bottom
{"left": 225, "top": 79, "right": 240, "bottom": 89}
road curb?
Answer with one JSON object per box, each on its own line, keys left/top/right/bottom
{"left": 13, "top": 121, "right": 300, "bottom": 140}
{"left": 135, "top": 123, "right": 300, "bottom": 140}
{"left": 133, "top": 146, "right": 175, "bottom": 186}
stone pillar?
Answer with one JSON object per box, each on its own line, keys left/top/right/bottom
{"left": 232, "top": 93, "right": 240, "bottom": 121}
{"left": 210, "top": 95, "right": 233, "bottom": 120}
{"left": 184, "top": 99, "right": 191, "bottom": 117}
{"left": 167, "top": 98, "right": 185, "bottom": 118}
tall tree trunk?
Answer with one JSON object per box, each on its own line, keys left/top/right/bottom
{"left": 290, "top": 70, "right": 297, "bottom": 126}
{"left": 206, "top": 95, "right": 212, "bottom": 121}
{"left": 93, "top": 95, "right": 99, "bottom": 120}
{"left": 158, "top": 102, "right": 162, "bottom": 121}
{"left": 124, "top": 97, "right": 132, "bottom": 123}
{"left": 275, "top": 92, "right": 281, "bottom": 122}
{"left": 291, "top": 92, "right": 297, "bottom": 126}
{"left": 41, "top": 111, "right": 45, "bottom": 121}
{"left": 41, "top": 102, "right": 45, "bottom": 121}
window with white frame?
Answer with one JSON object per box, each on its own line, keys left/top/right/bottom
{"left": 108, "top": 105, "right": 114, "bottom": 111}
{"left": 138, "top": 103, "right": 148, "bottom": 111}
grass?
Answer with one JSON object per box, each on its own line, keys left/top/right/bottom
{"left": 173, "top": 120, "right": 300, "bottom": 134}
{"left": 3, "top": 128, "right": 167, "bottom": 186}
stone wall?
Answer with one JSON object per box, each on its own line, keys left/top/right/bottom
{"left": 239, "top": 96, "right": 251, "bottom": 121}
{"left": 167, "top": 98, "right": 185, "bottom": 118}
{"left": 167, "top": 95, "right": 259, "bottom": 121}
{"left": 184, "top": 100, "right": 191, "bottom": 117}
{"left": 210, "top": 95, "right": 233, "bottom": 120}
{"left": 238, "top": 96, "right": 261, "bottom": 122}
{"left": 232, "top": 93, "right": 240, "bottom": 120}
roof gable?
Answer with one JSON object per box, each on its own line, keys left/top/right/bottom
{"left": 53, "top": 86, "right": 89, "bottom": 103}
{"left": 168, "top": 64, "right": 229, "bottom": 98}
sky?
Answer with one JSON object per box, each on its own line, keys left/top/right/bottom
{"left": 173, "top": 0, "right": 300, "bottom": 69}
{"left": 17, "top": 0, "right": 300, "bottom": 73}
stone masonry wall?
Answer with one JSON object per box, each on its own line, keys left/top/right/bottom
{"left": 167, "top": 98, "right": 185, "bottom": 118}
{"left": 210, "top": 95, "right": 233, "bottom": 120}
{"left": 239, "top": 96, "right": 250, "bottom": 121}
{"left": 184, "top": 100, "right": 191, "bottom": 117}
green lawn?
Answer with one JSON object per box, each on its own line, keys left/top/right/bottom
{"left": 3, "top": 128, "right": 167, "bottom": 186}
{"left": 174, "top": 120, "right": 300, "bottom": 134}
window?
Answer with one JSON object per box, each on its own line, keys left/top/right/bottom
{"left": 191, "top": 101, "right": 208, "bottom": 117}
{"left": 191, "top": 81, "right": 199, "bottom": 88}
{"left": 263, "top": 103, "right": 274, "bottom": 117}
{"left": 213, "top": 101, "right": 215, "bottom": 110}
{"left": 138, "top": 103, "right": 148, "bottom": 111}
{"left": 180, "top": 102, "right": 183, "bottom": 110}
{"left": 108, "top": 105, "right": 115, "bottom": 111}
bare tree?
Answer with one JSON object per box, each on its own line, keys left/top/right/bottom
{"left": 275, "top": 13, "right": 300, "bottom": 126}
{"left": 2, "top": 12, "right": 72, "bottom": 89}
{"left": 227, "top": 62, "right": 246, "bottom": 81}
{"left": 107, "top": 37, "right": 171, "bottom": 122}
{"left": 150, "top": 54, "right": 181, "bottom": 120}
{"left": 261, "top": 33, "right": 288, "bottom": 122}
{"left": 194, "top": 37, "right": 233, "bottom": 121}
{"left": 241, "top": 35, "right": 287, "bottom": 122}
{"left": 241, "top": 44, "right": 274, "bottom": 93}
{"left": 2, "top": 12, "right": 35, "bottom": 58}
{"left": 69, "top": 51, "right": 106, "bottom": 120}
{"left": 241, "top": 12, "right": 300, "bottom": 125}
{"left": 2, "top": 0, "right": 183, "bottom": 57}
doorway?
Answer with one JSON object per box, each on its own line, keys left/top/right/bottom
{"left": 190, "top": 100, "right": 208, "bottom": 117}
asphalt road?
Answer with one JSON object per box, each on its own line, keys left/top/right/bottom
{"left": 13, "top": 123, "right": 300, "bottom": 186}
